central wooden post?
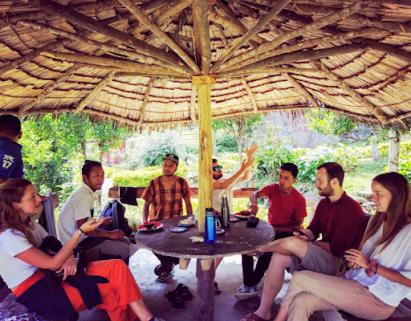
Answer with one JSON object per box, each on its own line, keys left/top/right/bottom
{"left": 192, "top": 75, "right": 215, "bottom": 232}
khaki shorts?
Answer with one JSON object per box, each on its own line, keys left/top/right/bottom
{"left": 289, "top": 242, "right": 347, "bottom": 276}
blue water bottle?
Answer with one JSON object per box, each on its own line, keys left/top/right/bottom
{"left": 205, "top": 208, "right": 216, "bottom": 244}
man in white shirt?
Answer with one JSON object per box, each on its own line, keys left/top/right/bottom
{"left": 59, "top": 160, "right": 130, "bottom": 263}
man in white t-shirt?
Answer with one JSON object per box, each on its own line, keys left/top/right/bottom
{"left": 58, "top": 160, "right": 130, "bottom": 263}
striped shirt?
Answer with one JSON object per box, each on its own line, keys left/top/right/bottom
{"left": 142, "top": 175, "right": 191, "bottom": 220}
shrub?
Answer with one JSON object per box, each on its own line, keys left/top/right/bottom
{"left": 111, "top": 164, "right": 188, "bottom": 187}
{"left": 216, "top": 134, "right": 237, "bottom": 153}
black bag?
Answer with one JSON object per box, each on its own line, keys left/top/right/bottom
{"left": 99, "top": 201, "right": 133, "bottom": 236}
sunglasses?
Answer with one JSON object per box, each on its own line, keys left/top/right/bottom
{"left": 212, "top": 165, "right": 223, "bottom": 171}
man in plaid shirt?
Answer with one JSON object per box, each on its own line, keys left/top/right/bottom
{"left": 142, "top": 153, "right": 193, "bottom": 282}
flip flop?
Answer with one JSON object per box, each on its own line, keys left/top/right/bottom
{"left": 240, "top": 312, "right": 271, "bottom": 321}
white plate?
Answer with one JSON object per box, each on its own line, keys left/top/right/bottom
{"left": 170, "top": 226, "right": 188, "bottom": 233}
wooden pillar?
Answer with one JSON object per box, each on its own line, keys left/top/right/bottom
{"left": 388, "top": 128, "right": 400, "bottom": 171}
{"left": 192, "top": 75, "right": 215, "bottom": 232}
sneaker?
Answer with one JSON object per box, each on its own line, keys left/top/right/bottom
{"left": 156, "top": 271, "right": 174, "bottom": 283}
{"left": 234, "top": 285, "right": 258, "bottom": 300}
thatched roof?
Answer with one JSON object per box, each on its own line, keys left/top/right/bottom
{"left": 0, "top": 0, "right": 410, "bottom": 129}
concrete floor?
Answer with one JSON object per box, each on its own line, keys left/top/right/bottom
{"left": 127, "top": 249, "right": 311, "bottom": 321}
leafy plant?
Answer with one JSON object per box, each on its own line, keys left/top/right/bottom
{"left": 212, "top": 114, "right": 262, "bottom": 157}
{"left": 306, "top": 109, "right": 357, "bottom": 137}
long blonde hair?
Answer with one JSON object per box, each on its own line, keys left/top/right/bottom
{"left": 0, "top": 178, "right": 36, "bottom": 244}
{"left": 360, "top": 172, "right": 411, "bottom": 255}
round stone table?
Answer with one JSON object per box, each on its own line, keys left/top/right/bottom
{"left": 135, "top": 217, "right": 275, "bottom": 321}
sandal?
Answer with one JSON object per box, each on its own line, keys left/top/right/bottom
{"left": 240, "top": 312, "right": 270, "bottom": 321}
{"left": 166, "top": 284, "right": 193, "bottom": 301}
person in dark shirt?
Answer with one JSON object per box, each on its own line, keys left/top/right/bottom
{"left": 0, "top": 114, "right": 23, "bottom": 184}
{"left": 0, "top": 114, "right": 23, "bottom": 293}
{"left": 240, "top": 162, "right": 367, "bottom": 321}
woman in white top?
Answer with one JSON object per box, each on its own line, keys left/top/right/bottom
{"left": 272, "top": 172, "right": 411, "bottom": 321}
{"left": 0, "top": 178, "right": 164, "bottom": 321}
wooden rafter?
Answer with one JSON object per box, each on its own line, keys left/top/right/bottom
{"left": 19, "top": 64, "right": 82, "bottom": 114}
{"left": 365, "top": 40, "right": 411, "bottom": 64}
{"left": 283, "top": 72, "right": 319, "bottom": 108}
{"left": 77, "top": 71, "right": 116, "bottom": 111}
{"left": 221, "top": 2, "right": 362, "bottom": 71}
{"left": 139, "top": 79, "right": 154, "bottom": 125}
{"left": 220, "top": 28, "right": 382, "bottom": 72}
{"left": 384, "top": 112, "right": 411, "bottom": 126}
{"left": 210, "top": 0, "right": 290, "bottom": 73}
{"left": 215, "top": 0, "right": 264, "bottom": 46}
{"left": 314, "top": 61, "right": 387, "bottom": 123}
{"left": 17, "top": 20, "right": 184, "bottom": 72}
{"left": 0, "top": 39, "right": 69, "bottom": 75}
{"left": 218, "top": 66, "right": 321, "bottom": 78}
{"left": 192, "top": 0, "right": 211, "bottom": 74}
{"left": 224, "top": 43, "right": 368, "bottom": 74}
{"left": 42, "top": 52, "right": 190, "bottom": 78}
{"left": 240, "top": 79, "right": 258, "bottom": 112}
{"left": 130, "top": 0, "right": 192, "bottom": 36}
{"left": 117, "top": 0, "right": 199, "bottom": 74}
{"left": 37, "top": 0, "right": 190, "bottom": 73}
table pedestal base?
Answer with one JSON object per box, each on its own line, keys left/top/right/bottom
{"left": 195, "top": 259, "right": 216, "bottom": 321}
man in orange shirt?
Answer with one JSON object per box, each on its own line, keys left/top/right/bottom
{"left": 235, "top": 163, "right": 307, "bottom": 300}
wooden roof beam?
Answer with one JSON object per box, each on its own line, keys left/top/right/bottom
{"left": 77, "top": 71, "right": 116, "bottom": 111}
{"left": 117, "top": 0, "right": 199, "bottom": 73}
{"left": 218, "top": 66, "right": 321, "bottom": 79}
{"left": 283, "top": 72, "right": 319, "bottom": 108}
{"left": 37, "top": 0, "right": 190, "bottom": 73}
{"left": 0, "top": 39, "right": 69, "bottom": 75}
{"left": 365, "top": 40, "right": 411, "bottom": 64}
{"left": 223, "top": 43, "right": 368, "bottom": 74}
{"left": 192, "top": 0, "right": 212, "bottom": 74}
{"left": 222, "top": 2, "right": 362, "bottom": 70}
{"left": 19, "top": 64, "right": 82, "bottom": 115}
{"left": 129, "top": 0, "right": 192, "bottom": 36}
{"left": 139, "top": 79, "right": 154, "bottom": 125}
{"left": 215, "top": 0, "right": 265, "bottom": 46}
{"left": 42, "top": 51, "right": 189, "bottom": 78}
{"left": 313, "top": 61, "right": 387, "bottom": 124}
{"left": 220, "top": 28, "right": 383, "bottom": 72}
{"left": 240, "top": 79, "right": 258, "bottom": 112}
{"left": 17, "top": 20, "right": 186, "bottom": 73}
{"left": 210, "top": 0, "right": 290, "bottom": 73}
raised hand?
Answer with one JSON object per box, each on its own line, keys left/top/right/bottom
{"left": 246, "top": 144, "right": 258, "bottom": 161}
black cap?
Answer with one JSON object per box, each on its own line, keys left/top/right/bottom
{"left": 163, "top": 153, "right": 179, "bottom": 165}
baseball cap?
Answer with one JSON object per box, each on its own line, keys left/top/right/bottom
{"left": 163, "top": 153, "right": 179, "bottom": 165}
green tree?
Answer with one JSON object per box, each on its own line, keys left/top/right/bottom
{"left": 88, "top": 120, "right": 131, "bottom": 162}
{"left": 305, "top": 109, "right": 357, "bottom": 137}
{"left": 21, "top": 114, "right": 84, "bottom": 197}
{"left": 212, "top": 114, "right": 261, "bottom": 158}
{"left": 21, "top": 114, "right": 132, "bottom": 199}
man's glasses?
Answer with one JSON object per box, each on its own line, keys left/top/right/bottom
{"left": 212, "top": 165, "right": 223, "bottom": 172}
